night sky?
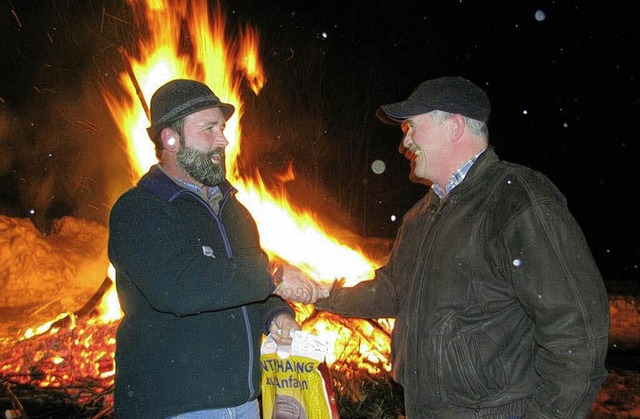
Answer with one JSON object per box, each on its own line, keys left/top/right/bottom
{"left": 1, "top": 0, "right": 638, "bottom": 281}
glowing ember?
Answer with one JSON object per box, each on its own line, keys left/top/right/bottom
{"left": 0, "top": 297, "right": 118, "bottom": 406}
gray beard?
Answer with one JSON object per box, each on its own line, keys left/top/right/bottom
{"left": 176, "top": 146, "right": 225, "bottom": 186}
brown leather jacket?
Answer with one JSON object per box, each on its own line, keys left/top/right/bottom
{"left": 316, "top": 148, "right": 609, "bottom": 418}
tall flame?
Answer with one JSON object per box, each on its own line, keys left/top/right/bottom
{"left": 103, "top": 3, "right": 381, "bottom": 289}
{"left": 103, "top": 0, "right": 394, "bottom": 371}
{"left": 0, "top": 0, "right": 394, "bottom": 401}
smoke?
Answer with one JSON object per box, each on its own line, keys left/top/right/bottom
{"left": 0, "top": 1, "right": 137, "bottom": 232}
{"left": 7, "top": 79, "right": 135, "bottom": 231}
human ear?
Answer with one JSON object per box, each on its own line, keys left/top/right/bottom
{"left": 161, "top": 128, "right": 178, "bottom": 151}
{"left": 449, "top": 115, "right": 465, "bottom": 142}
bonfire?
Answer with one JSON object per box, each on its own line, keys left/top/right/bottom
{"left": 1, "top": 0, "right": 639, "bottom": 418}
{"left": 2, "top": 0, "right": 400, "bottom": 416}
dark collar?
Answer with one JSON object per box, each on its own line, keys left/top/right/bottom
{"left": 138, "top": 164, "right": 235, "bottom": 202}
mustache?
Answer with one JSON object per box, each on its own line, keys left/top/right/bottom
{"left": 407, "top": 144, "right": 422, "bottom": 155}
{"left": 399, "top": 143, "right": 422, "bottom": 158}
{"left": 207, "top": 147, "right": 225, "bottom": 159}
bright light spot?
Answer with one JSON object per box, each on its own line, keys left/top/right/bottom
{"left": 512, "top": 258, "right": 522, "bottom": 267}
{"left": 523, "top": 109, "right": 528, "bottom": 115}
{"left": 29, "top": 209, "right": 35, "bottom": 215}
{"left": 563, "top": 122, "right": 569, "bottom": 128}
{"left": 321, "top": 32, "right": 328, "bottom": 39}
{"left": 371, "top": 159, "right": 386, "bottom": 174}
{"left": 390, "top": 215, "right": 396, "bottom": 222}
{"left": 535, "top": 10, "right": 546, "bottom": 21}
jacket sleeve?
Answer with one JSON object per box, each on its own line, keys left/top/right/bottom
{"left": 501, "top": 198, "right": 610, "bottom": 417}
{"left": 315, "top": 230, "right": 403, "bottom": 319}
{"left": 316, "top": 196, "right": 432, "bottom": 319}
{"left": 262, "top": 295, "right": 296, "bottom": 334}
{"left": 108, "top": 190, "right": 275, "bottom": 316}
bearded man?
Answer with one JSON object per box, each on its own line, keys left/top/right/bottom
{"left": 108, "top": 79, "right": 323, "bottom": 419}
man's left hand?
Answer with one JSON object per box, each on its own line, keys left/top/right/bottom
{"left": 268, "top": 312, "right": 300, "bottom": 346}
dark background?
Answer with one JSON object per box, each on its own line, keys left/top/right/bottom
{"left": 1, "top": 0, "right": 638, "bottom": 282}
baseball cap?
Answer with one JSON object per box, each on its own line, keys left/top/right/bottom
{"left": 376, "top": 76, "right": 490, "bottom": 125}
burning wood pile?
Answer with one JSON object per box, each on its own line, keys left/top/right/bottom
{"left": 0, "top": 217, "right": 397, "bottom": 418}
{"left": 0, "top": 310, "right": 117, "bottom": 418}
{"left": 0, "top": 214, "right": 396, "bottom": 419}
{"left": 0, "top": 263, "right": 399, "bottom": 419}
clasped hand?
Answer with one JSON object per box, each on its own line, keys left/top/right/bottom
{"left": 274, "top": 264, "right": 329, "bottom": 304}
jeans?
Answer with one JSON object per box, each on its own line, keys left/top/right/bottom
{"left": 166, "top": 399, "right": 260, "bottom": 418}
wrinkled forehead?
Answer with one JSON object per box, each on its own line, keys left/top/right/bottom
{"left": 185, "top": 107, "right": 226, "bottom": 124}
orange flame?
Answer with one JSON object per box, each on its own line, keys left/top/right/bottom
{"left": 0, "top": 0, "right": 393, "bottom": 393}
{"left": 100, "top": 0, "right": 392, "bottom": 372}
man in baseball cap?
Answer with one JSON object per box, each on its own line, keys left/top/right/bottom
{"left": 315, "top": 75, "right": 609, "bottom": 418}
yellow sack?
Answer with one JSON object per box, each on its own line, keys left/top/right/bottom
{"left": 261, "top": 330, "right": 339, "bottom": 419}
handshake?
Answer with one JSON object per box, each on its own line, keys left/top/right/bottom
{"left": 271, "top": 263, "right": 334, "bottom": 304}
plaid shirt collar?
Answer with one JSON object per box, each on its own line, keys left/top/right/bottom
{"left": 432, "top": 149, "right": 485, "bottom": 198}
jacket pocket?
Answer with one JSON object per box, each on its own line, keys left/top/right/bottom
{"left": 439, "top": 326, "right": 509, "bottom": 406}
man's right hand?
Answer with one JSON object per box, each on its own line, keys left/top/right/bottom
{"left": 274, "top": 264, "right": 330, "bottom": 304}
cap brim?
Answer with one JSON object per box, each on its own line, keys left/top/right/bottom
{"left": 375, "top": 107, "right": 404, "bottom": 125}
{"left": 376, "top": 102, "right": 434, "bottom": 125}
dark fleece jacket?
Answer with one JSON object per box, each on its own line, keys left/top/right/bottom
{"left": 108, "top": 165, "right": 292, "bottom": 419}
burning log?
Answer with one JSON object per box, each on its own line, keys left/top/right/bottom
{"left": 118, "top": 47, "right": 150, "bottom": 123}
{"left": 70, "top": 277, "right": 114, "bottom": 321}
